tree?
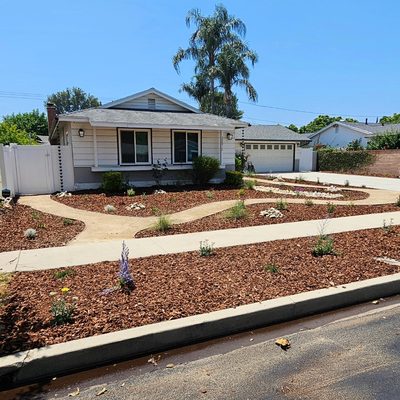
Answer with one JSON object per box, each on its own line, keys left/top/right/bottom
{"left": 3, "top": 109, "right": 47, "bottom": 138}
{"left": 46, "top": 87, "right": 101, "bottom": 114}
{"left": 367, "top": 130, "right": 400, "bottom": 149}
{"left": 287, "top": 124, "right": 299, "bottom": 132}
{"left": 379, "top": 113, "right": 400, "bottom": 124}
{"left": 0, "top": 122, "right": 36, "bottom": 145}
{"left": 298, "top": 115, "right": 359, "bottom": 133}
{"left": 173, "top": 5, "right": 257, "bottom": 117}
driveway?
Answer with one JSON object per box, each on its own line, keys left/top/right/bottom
{"left": 268, "top": 172, "right": 400, "bottom": 191}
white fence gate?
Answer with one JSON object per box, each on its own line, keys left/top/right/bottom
{"left": 0, "top": 144, "right": 74, "bottom": 196}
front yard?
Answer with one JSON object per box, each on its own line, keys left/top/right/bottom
{"left": 0, "top": 203, "right": 84, "bottom": 252}
{"left": 1, "top": 226, "right": 399, "bottom": 355}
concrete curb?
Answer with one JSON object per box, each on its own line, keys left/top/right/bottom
{"left": 1, "top": 272, "right": 400, "bottom": 388}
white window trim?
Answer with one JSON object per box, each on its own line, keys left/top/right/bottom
{"left": 118, "top": 128, "right": 152, "bottom": 165}
{"left": 172, "top": 130, "right": 201, "bottom": 164}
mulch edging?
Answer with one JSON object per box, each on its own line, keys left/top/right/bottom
{"left": 136, "top": 203, "right": 399, "bottom": 238}
{"left": 0, "top": 204, "right": 84, "bottom": 252}
{"left": 52, "top": 184, "right": 368, "bottom": 217}
{"left": 1, "top": 226, "right": 399, "bottom": 355}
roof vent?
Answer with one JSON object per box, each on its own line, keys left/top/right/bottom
{"left": 148, "top": 98, "right": 156, "bottom": 110}
{"left": 365, "top": 118, "right": 368, "bottom": 125}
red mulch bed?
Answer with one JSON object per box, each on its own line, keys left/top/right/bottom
{"left": 136, "top": 203, "right": 399, "bottom": 238}
{"left": 52, "top": 184, "right": 368, "bottom": 217}
{"left": 1, "top": 226, "right": 400, "bottom": 354}
{"left": 0, "top": 204, "right": 84, "bottom": 252}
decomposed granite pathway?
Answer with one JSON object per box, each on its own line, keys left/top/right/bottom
{"left": 1, "top": 210, "right": 400, "bottom": 273}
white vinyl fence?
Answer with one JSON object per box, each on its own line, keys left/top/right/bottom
{"left": 296, "top": 147, "right": 316, "bottom": 172}
{"left": 0, "top": 144, "right": 74, "bottom": 196}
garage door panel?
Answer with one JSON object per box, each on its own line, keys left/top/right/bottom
{"left": 245, "top": 144, "right": 294, "bottom": 173}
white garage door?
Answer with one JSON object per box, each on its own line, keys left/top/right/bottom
{"left": 245, "top": 143, "right": 294, "bottom": 173}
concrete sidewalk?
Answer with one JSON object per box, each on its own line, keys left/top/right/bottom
{"left": 1, "top": 211, "right": 400, "bottom": 272}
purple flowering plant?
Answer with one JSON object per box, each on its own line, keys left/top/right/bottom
{"left": 119, "top": 241, "right": 135, "bottom": 292}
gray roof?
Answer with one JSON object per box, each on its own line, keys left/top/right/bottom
{"left": 58, "top": 108, "right": 248, "bottom": 129}
{"left": 339, "top": 122, "right": 400, "bottom": 135}
{"left": 235, "top": 125, "right": 310, "bottom": 142}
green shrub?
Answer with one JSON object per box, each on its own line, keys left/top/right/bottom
{"left": 54, "top": 269, "right": 75, "bottom": 280}
{"left": 224, "top": 170, "right": 243, "bottom": 187}
{"left": 327, "top": 202, "right": 336, "bottom": 214}
{"left": 275, "top": 199, "right": 288, "bottom": 211}
{"left": 24, "top": 228, "right": 37, "bottom": 239}
{"left": 51, "top": 298, "right": 75, "bottom": 325}
{"left": 264, "top": 264, "right": 279, "bottom": 273}
{"left": 304, "top": 199, "right": 314, "bottom": 206}
{"left": 192, "top": 156, "right": 220, "bottom": 185}
{"left": 226, "top": 200, "right": 247, "bottom": 220}
{"left": 205, "top": 190, "right": 215, "bottom": 199}
{"left": 199, "top": 240, "right": 214, "bottom": 256}
{"left": 367, "top": 130, "right": 400, "bottom": 150}
{"left": 237, "top": 188, "right": 246, "bottom": 197}
{"left": 318, "top": 149, "right": 375, "bottom": 172}
{"left": 101, "top": 171, "right": 125, "bottom": 193}
{"left": 154, "top": 215, "right": 172, "bottom": 232}
{"left": 127, "top": 188, "right": 135, "bottom": 197}
{"left": 63, "top": 218, "right": 74, "bottom": 226}
{"left": 312, "top": 235, "right": 335, "bottom": 257}
{"left": 244, "top": 179, "right": 257, "bottom": 190}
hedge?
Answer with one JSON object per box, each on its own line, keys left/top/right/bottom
{"left": 318, "top": 149, "right": 375, "bottom": 172}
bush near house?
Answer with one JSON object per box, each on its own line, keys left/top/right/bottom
{"left": 224, "top": 170, "right": 244, "bottom": 187}
{"left": 0, "top": 122, "right": 37, "bottom": 145}
{"left": 367, "top": 131, "right": 400, "bottom": 150}
{"left": 192, "top": 156, "right": 220, "bottom": 185}
{"left": 101, "top": 172, "right": 125, "bottom": 193}
{"left": 318, "top": 149, "right": 375, "bottom": 172}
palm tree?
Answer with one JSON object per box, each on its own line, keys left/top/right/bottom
{"left": 173, "top": 5, "right": 246, "bottom": 113}
{"left": 216, "top": 41, "right": 258, "bottom": 118}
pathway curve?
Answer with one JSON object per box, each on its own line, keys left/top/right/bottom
{"left": 2, "top": 210, "right": 400, "bottom": 272}
{"left": 18, "top": 185, "right": 399, "bottom": 242}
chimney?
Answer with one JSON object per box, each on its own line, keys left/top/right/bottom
{"left": 376, "top": 117, "right": 378, "bottom": 123}
{"left": 365, "top": 118, "right": 368, "bottom": 125}
{"left": 46, "top": 102, "right": 58, "bottom": 136}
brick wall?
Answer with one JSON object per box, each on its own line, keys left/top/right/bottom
{"left": 361, "top": 150, "right": 400, "bottom": 177}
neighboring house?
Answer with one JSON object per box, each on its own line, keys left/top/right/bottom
{"left": 308, "top": 121, "right": 400, "bottom": 148}
{"left": 235, "top": 125, "right": 312, "bottom": 172}
{"left": 48, "top": 88, "right": 248, "bottom": 188}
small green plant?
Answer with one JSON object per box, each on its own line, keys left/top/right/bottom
{"left": 192, "top": 156, "right": 220, "bottom": 185}
{"left": 226, "top": 200, "right": 247, "bottom": 220}
{"left": 344, "top": 180, "right": 350, "bottom": 187}
{"left": 199, "top": 240, "right": 215, "bottom": 256}
{"left": 24, "top": 228, "right": 37, "bottom": 239}
{"left": 31, "top": 210, "right": 40, "bottom": 220}
{"left": 54, "top": 269, "right": 75, "bottom": 280}
{"left": 63, "top": 218, "right": 74, "bottom": 226}
{"left": 237, "top": 188, "right": 246, "bottom": 197}
{"left": 395, "top": 195, "right": 400, "bottom": 207}
{"left": 264, "top": 264, "right": 279, "bottom": 273}
{"left": 224, "top": 170, "right": 244, "bottom": 187}
{"left": 101, "top": 171, "right": 125, "bottom": 193}
{"left": 304, "top": 199, "right": 314, "bottom": 206}
{"left": 154, "top": 215, "right": 172, "bottom": 232}
{"left": 51, "top": 297, "right": 75, "bottom": 325}
{"left": 104, "top": 204, "right": 116, "bottom": 213}
{"left": 37, "top": 222, "right": 46, "bottom": 229}
{"left": 127, "top": 188, "right": 136, "bottom": 197}
{"left": 347, "top": 202, "right": 355, "bottom": 208}
{"left": 151, "top": 206, "right": 161, "bottom": 216}
{"left": 312, "top": 235, "right": 335, "bottom": 257}
{"left": 244, "top": 179, "right": 257, "bottom": 190}
{"left": 382, "top": 218, "right": 394, "bottom": 234}
{"left": 205, "top": 190, "right": 215, "bottom": 199}
{"left": 275, "top": 198, "right": 288, "bottom": 211}
{"left": 327, "top": 202, "right": 336, "bottom": 214}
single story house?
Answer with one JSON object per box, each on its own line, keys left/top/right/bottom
{"left": 235, "top": 125, "right": 312, "bottom": 172}
{"left": 308, "top": 121, "right": 400, "bottom": 148}
{"left": 48, "top": 88, "right": 248, "bottom": 188}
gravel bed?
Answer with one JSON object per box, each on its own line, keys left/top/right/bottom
{"left": 1, "top": 226, "right": 399, "bottom": 354}
{"left": 136, "top": 203, "right": 398, "bottom": 238}
{"left": 52, "top": 185, "right": 368, "bottom": 217}
{"left": 0, "top": 204, "right": 84, "bottom": 252}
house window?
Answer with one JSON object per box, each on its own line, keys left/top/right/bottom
{"left": 245, "top": 144, "right": 251, "bottom": 149}
{"left": 253, "top": 144, "right": 259, "bottom": 149}
{"left": 267, "top": 144, "right": 272, "bottom": 150}
{"left": 119, "top": 129, "right": 151, "bottom": 164}
{"left": 260, "top": 144, "right": 265, "bottom": 150}
{"left": 173, "top": 130, "right": 200, "bottom": 163}
{"left": 274, "top": 144, "right": 279, "bottom": 150}
{"left": 281, "top": 145, "right": 286, "bottom": 150}
{"left": 287, "top": 144, "right": 293, "bottom": 150}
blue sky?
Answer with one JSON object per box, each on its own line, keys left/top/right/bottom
{"left": 1, "top": 0, "right": 399, "bottom": 127}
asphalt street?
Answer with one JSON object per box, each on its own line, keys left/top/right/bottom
{"left": 4, "top": 298, "right": 400, "bottom": 400}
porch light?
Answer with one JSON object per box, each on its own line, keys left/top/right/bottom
{"left": 78, "top": 128, "right": 85, "bottom": 138}
{"left": 226, "top": 132, "right": 233, "bottom": 140}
